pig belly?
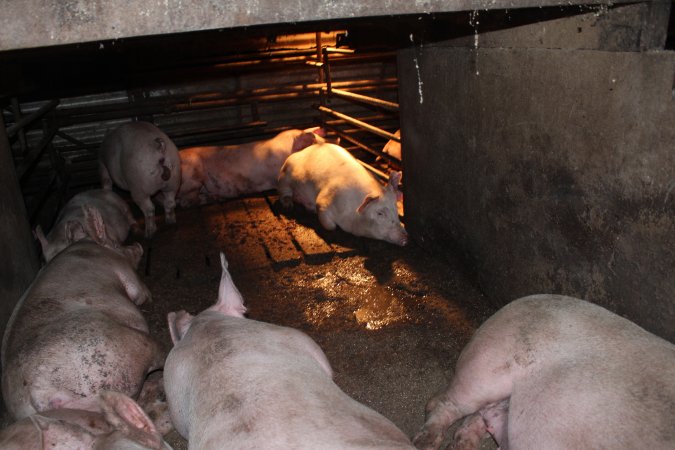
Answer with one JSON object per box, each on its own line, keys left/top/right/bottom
{"left": 2, "top": 312, "right": 161, "bottom": 419}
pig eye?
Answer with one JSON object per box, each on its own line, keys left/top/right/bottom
{"left": 377, "top": 211, "right": 384, "bottom": 217}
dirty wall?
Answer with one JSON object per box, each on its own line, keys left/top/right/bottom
{"left": 399, "top": 43, "right": 675, "bottom": 341}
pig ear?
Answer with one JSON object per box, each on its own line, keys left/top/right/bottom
{"left": 303, "top": 126, "right": 326, "bottom": 137}
{"left": 209, "top": 252, "right": 247, "bottom": 317}
{"left": 357, "top": 194, "right": 379, "bottom": 214}
{"left": 65, "top": 220, "right": 87, "bottom": 244}
{"left": 82, "top": 205, "right": 110, "bottom": 245}
{"left": 34, "top": 225, "right": 49, "bottom": 252}
{"left": 387, "top": 171, "right": 402, "bottom": 190}
{"left": 167, "top": 310, "right": 193, "bottom": 344}
{"left": 122, "top": 242, "right": 144, "bottom": 270}
{"left": 98, "top": 391, "right": 163, "bottom": 449}
{"left": 292, "top": 132, "right": 319, "bottom": 152}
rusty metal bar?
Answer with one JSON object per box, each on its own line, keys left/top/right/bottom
{"left": 6, "top": 99, "right": 59, "bottom": 137}
{"left": 321, "top": 87, "right": 399, "bottom": 111}
{"left": 317, "top": 105, "right": 399, "bottom": 141}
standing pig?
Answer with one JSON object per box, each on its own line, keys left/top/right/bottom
{"left": 34, "top": 189, "right": 136, "bottom": 262}
{"left": 99, "top": 121, "right": 180, "bottom": 238}
{"left": 164, "top": 252, "right": 415, "bottom": 450}
{"left": 0, "top": 391, "right": 172, "bottom": 449}
{"left": 2, "top": 206, "right": 165, "bottom": 421}
{"left": 413, "top": 294, "right": 675, "bottom": 450}
{"left": 277, "top": 142, "right": 407, "bottom": 246}
{"left": 176, "top": 127, "right": 325, "bottom": 208}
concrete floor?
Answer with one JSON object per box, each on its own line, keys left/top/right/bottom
{"left": 139, "top": 193, "right": 498, "bottom": 449}
{"left": 0, "top": 192, "right": 500, "bottom": 449}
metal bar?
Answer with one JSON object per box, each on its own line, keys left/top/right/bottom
{"left": 325, "top": 47, "right": 355, "bottom": 54}
{"left": 10, "top": 97, "right": 27, "bottom": 155}
{"left": 317, "top": 105, "right": 399, "bottom": 141}
{"left": 55, "top": 131, "right": 89, "bottom": 148}
{"left": 6, "top": 99, "right": 59, "bottom": 137}
{"left": 326, "top": 125, "right": 399, "bottom": 166}
{"left": 17, "top": 124, "right": 58, "bottom": 181}
{"left": 321, "top": 87, "right": 399, "bottom": 111}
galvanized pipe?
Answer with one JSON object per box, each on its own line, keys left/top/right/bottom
{"left": 317, "top": 105, "right": 399, "bottom": 141}
{"left": 321, "top": 87, "right": 399, "bottom": 111}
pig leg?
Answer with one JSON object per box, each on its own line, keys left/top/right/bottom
{"left": 451, "top": 413, "right": 488, "bottom": 450}
{"left": 277, "top": 171, "right": 294, "bottom": 209}
{"left": 99, "top": 162, "right": 113, "bottom": 191}
{"left": 160, "top": 188, "right": 177, "bottom": 225}
{"left": 316, "top": 194, "right": 336, "bottom": 231}
{"left": 414, "top": 346, "right": 516, "bottom": 450}
{"left": 131, "top": 191, "right": 157, "bottom": 238}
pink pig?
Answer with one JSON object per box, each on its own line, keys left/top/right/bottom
{"left": 176, "top": 127, "right": 325, "bottom": 207}
{"left": 99, "top": 121, "right": 180, "bottom": 238}
{"left": 163, "top": 252, "right": 414, "bottom": 449}
{"left": 1, "top": 206, "right": 164, "bottom": 421}
{"left": 278, "top": 142, "right": 407, "bottom": 246}
{"left": 34, "top": 189, "right": 136, "bottom": 262}
{"left": 0, "top": 391, "right": 172, "bottom": 449}
{"left": 413, "top": 294, "right": 675, "bottom": 450}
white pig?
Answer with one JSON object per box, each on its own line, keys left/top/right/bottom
{"left": 413, "top": 294, "right": 675, "bottom": 450}
{"left": 99, "top": 121, "right": 180, "bottom": 238}
{"left": 164, "top": 252, "right": 415, "bottom": 450}
{"left": 2, "top": 206, "right": 165, "bottom": 421}
{"left": 381, "top": 129, "right": 401, "bottom": 161}
{"left": 0, "top": 391, "right": 172, "bottom": 450}
{"left": 277, "top": 142, "right": 407, "bottom": 246}
{"left": 176, "top": 127, "right": 325, "bottom": 208}
{"left": 34, "top": 189, "right": 136, "bottom": 262}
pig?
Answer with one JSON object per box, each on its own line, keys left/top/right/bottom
{"left": 163, "top": 252, "right": 415, "bottom": 450}
{"left": 413, "top": 294, "right": 675, "bottom": 450}
{"left": 99, "top": 121, "right": 180, "bottom": 238}
{"left": 277, "top": 142, "right": 407, "bottom": 246}
{"left": 1, "top": 205, "right": 165, "bottom": 421}
{"left": 0, "top": 391, "right": 172, "bottom": 449}
{"left": 34, "top": 189, "right": 136, "bottom": 262}
{"left": 381, "top": 129, "right": 401, "bottom": 161}
{"left": 176, "top": 127, "right": 325, "bottom": 208}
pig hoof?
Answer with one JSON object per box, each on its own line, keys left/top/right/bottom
{"left": 279, "top": 196, "right": 293, "bottom": 209}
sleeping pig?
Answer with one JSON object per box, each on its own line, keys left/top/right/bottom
{"left": 0, "top": 391, "right": 172, "bottom": 450}
{"left": 164, "top": 252, "right": 415, "bottom": 449}
{"left": 1, "top": 205, "right": 165, "bottom": 421}
{"left": 176, "top": 127, "right": 325, "bottom": 207}
{"left": 413, "top": 294, "right": 675, "bottom": 450}
{"left": 99, "top": 121, "right": 180, "bottom": 238}
{"left": 278, "top": 142, "right": 407, "bottom": 245}
{"left": 34, "top": 189, "right": 136, "bottom": 262}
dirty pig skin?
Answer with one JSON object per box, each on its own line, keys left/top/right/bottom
{"left": 0, "top": 391, "right": 172, "bottom": 450}
{"left": 34, "top": 189, "right": 136, "bottom": 262}
{"left": 99, "top": 121, "right": 180, "bottom": 238}
{"left": 176, "top": 127, "right": 325, "bottom": 207}
{"left": 1, "top": 206, "right": 165, "bottom": 421}
{"left": 164, "top": 252, "right": 415, "bottom": 450}
{"left": 278, "top": 142, "right": 407, "bottom": 246}
{"left": 414, "top": 294, "right": 675, "bottom": 450}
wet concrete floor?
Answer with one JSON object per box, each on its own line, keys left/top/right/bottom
{"left": 140, "top": 193, "right": 498, "bottom": 449}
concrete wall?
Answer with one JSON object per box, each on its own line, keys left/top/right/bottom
{"left": 0, "top": 116, "right": 41, "bottom": 340}
{"left": 398, "top": 41, "right": 675, "bottom": 341}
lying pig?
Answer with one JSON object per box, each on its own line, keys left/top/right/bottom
{"left": 164, "top": 252, "right": 415, "bottom": 449}
{"left": 2, "top": 205, "right": 165, "bottom": 421}
{"left": 34, "top": 189, "right": 136, "bottom": 262}
{"left": 382, "top": 129, "right": 401, "bottom": 161}
{"left": 413, "top": 294, "right": 675, "bottom": 450}
{"left": 176, "top": 127, "right": 325, "bottom": 208}
{"left": 278, "top": 142, "right": 407, "bottom": 245}
{"left": 0, "top": 391, "right": 172, "bottom": 449}
{"left": 99, "top": 121, "right": 180, "bottom": 238}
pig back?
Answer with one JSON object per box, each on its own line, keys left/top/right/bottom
{"left": 1, "top": 241, "right": 162, "bottom": 420}
{"left": 165, "top": 313, "right": 413, "bottom": 449}
{"left": 100, "top": 122, "right": 180, "bottom": 193}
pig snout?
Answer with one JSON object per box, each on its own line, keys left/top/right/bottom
{"left": 389, "top": 227, "right": 408, "bottom": 246}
